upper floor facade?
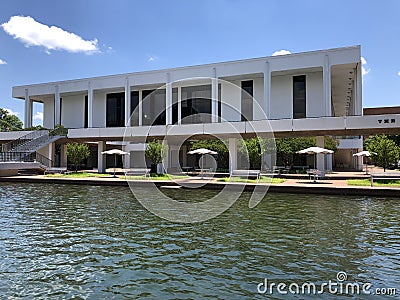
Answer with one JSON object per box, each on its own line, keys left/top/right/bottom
{"left": 13, "top": 46, "right": 362, "bottom": 133}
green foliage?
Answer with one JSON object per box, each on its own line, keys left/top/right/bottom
{"left": 23, "top": 125, "right": 47, "bottom": 131}
{"left": 145, "top": 140, "right": 168, "bottom": 166}
{"left": 0, "top": 108, "right": 23, "bottom": 131}
{"left": 275, "top": 136, "right": 338, "bottom": 166}
{"left": 365, "top": 134, "right": 400, "bottom": 172}
{"left": 66, "top": 143, "right": 90, "bottom": 171}
{"left": 238, "top": 137, "right": 269, "bottom": 169}
{"left": 190, "top": 139, "right": 229, "bottom": 169}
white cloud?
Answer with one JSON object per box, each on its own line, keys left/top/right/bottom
{"left": 361, "top": 56, "right": 370, "bottom": 76}
{"left": 271, "top": 49, "right": 291, "bottom": 56}
{"left": 4, "top": 108, "right": 20, "bottom": 116}
{"left": 1, "top": 16, "right": 99, "bottom": 54}
{"left": 33, "top": 111, "right": 43, "bottom": 121}
{"left": 0, "top": 59, "right": 6, "bottom": 65}
{"left": 147, "top": 55, "right": 158, "bottom": 62}
{"left": 397, "top": 71, "right": 400, "bottom": 77}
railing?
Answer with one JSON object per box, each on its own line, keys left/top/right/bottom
{"left": 2, "top": 130, "right": 49, "bottom": 152}
{"left": 0, "top": 151, "right": 53, "bottom": 168}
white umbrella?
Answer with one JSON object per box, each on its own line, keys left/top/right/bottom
{"left": 187, "top": 148, "right": 217, "bottom": 155}
{"left": 188, "top": 148, "right": 217, "bottom": 177}
{"left": 101, "top": 149, "right": 130, "bottom": 177}
{"left": 297, "top": 146, "right": 333, "bottom": 169}
{"left": 353, "top": 151, "right": 376, "bottom": 174}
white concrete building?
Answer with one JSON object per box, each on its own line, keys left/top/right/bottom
{"left": 7, "top": 45, "right": 398, "bottom": 173}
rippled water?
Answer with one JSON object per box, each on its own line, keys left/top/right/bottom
{"left": 0, "top": 182, "right": 399, "bottom": 299}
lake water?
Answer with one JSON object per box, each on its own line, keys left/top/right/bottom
{"left": 0, "top": 182, "right": 399, "bottom": 299}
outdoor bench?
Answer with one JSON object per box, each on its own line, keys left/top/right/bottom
{"left": 231, "top": 169, "right": 260, "bottom": 180}
{"left": 124, "top": 168, "right": 151, "bottom": 179}
{"left": 44, "top": 167, "right": 70, "bottom": 175}
{"left": 370, "top": 173, "right": 400, "bottom": 187}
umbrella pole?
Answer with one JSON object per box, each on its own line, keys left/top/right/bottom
{"left": 114, "top": 154, "right": 117, "bottom": 177}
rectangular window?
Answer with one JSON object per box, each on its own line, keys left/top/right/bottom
{"left": 106, "top": 92, "right": 125, "bottom": 127}
{"left": 130, "top": 91, "right": 139, "bottom": 126}
{"left": 142, "top": 89, "right": 166, "bottom": 126}
{"left": 218, "top": 83, "right": 221, "bottom": 122}
{"left": 172, "top": 88, "right": 178, "bottom": 124}
{"left": 84, "top": 96, "right": 88, "bottom": 128}
{"left": 181, "top": 85, "right": 211, "bottom": 124}
{"left": 241, "top": 80, "right": 253, "bottom": 121}
{"left": 293, "top": 75, "right": 306, "bottom": 119}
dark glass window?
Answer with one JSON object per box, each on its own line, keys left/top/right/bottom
{"left": 84, "top": 96, "right": 88, "bottom": 128}
{"left": 241, "top": 80, "right": 253, "bottom": 121}
{"left": 142, "top": 89, "right": 166, "bottom": 126}
{"left": 218, "top": 83, "right": 221, "bottom": 122}
{"left": 106, "top": 92, "right": 125, "bottom": 127}
{"left": 181, "top": 85, "right": 211, "bottom": 124}
{"left": 293, "top": 75, "right": 306, "bottom": 119}
{"left": 172, "top": 88, "right": 178, "bottom": 124}
{"left": 130, "top": 91, "right": 139, "bottom": 126}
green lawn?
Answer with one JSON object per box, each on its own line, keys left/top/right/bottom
{"left": 217, "top": 176, "right": 286, "bottom": 184}
{"left": 347, "top": 179, "right": 400, "bottom": 187}
{"left": 123, "top": 174, "right": 189, "bottom": 180}
{"left": 46, "top": 172, "right": 112, "bottom": 178}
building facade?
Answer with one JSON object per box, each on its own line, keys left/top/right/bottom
{"left": 10, "top": 45, "right": 367, "bottom": 172}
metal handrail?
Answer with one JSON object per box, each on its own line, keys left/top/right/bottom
{"left": 0, "top": 151, "right": 53, "bottom": 168}
{"left": 2, "top": 130, "right": 49, "bottom": 152}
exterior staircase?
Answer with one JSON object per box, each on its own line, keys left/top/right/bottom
{"left": 0, "top": 127, "right": 68, "bottom": 170}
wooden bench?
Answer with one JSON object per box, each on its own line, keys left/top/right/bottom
{"left": 231, "top": 169, "right": 260, "bottom": 180}
{"left": 370, "top": 173, "right": 400, "bottom": 187}
{"left": 124, "top": 168, "right": 151, "bottom": 179}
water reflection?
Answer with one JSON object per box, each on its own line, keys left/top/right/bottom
{"left": 0, "top": 183, "right": 399, "bottom": 299}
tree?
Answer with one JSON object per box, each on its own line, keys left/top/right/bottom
{"left": 145, "top": 140, "right": 168, "bottom": 174}
{"left": 365, "top": 134, "right": 400, "bottom": 172}
{"left": 238, "top": 137, "right": 265, "bottom": 169}
{"left": 0, "top": 108, "right": 23, "bottom": 131}
{"left": 66, "top": 143, "right": 90, "bottom": 172}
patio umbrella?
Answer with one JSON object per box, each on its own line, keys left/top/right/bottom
{"left": 187, "top": 148, "right": 217, "bottom": 177}
{"left": 353, "top": 150, "right": 376, "bottom": 174}
{"left": 101, "top": 149, "right": 130, "bottom": 177}
{"left": 296, "top": 146, "right": 334, "bottom": 169}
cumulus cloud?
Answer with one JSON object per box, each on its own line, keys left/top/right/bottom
{"left": 0, "top": 59, "right": 6, "bottom": 65}
{"left": 361, "top": 56, "right": 370, "bottom": 76}
{"left": 271, "top": 49, "right": 291, "bottom": 56}
{"left": 33, "top": 112, "right": 43, "bottom": 121}
{"left": 1, "top": 16, "right": 99, "bottom": 54}
{"left": 4, "top": 108, "right": 20, "bottom": 116}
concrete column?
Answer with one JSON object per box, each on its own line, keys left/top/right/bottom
{"left": 263, "top": 61, "right": 271, "bottom": 119}
{"left": 316, "top": 136, "right": 325, "bottom": 171}
{"left": 61, "top": 144, "right": 68, "bottom": 167}
{"left": 229, "top": 138, "right": 237, "bottom": 174}
{"left": 98, "top": 141, "right": 107, "bottom": 173}
{"left": 122, "top": 145, "right": 130, "bottom": 169}
{"left": 138, "top": 90, "right": 143, "bottom": 126}
{"left": 166, "top": 73, "right": 172, "bottom": 125}
{"left": 125, "top": 77, "right": 131, "bottom": 126}
{"left": 177, "top": 86, "right": 182, "bottom": 125}
{"left": 88, "top": 81, "right": 93, "bottom": 128}
{"left": 24, "top": 88, "right": 32, "bottom": 128}
{"left": 323, "top": 54, "right": 332, "bottom": 117}
{"left": 211, "top": 68, "right": 218, "bottom": 122}
{"left": 48, "top": 142, "right": 55, "bottom": 163}
{"left": 355, "top": 63, "right": 362, "bottom": 116}
{"left": 54, "top": 85, "right": 61, "bottom": 126}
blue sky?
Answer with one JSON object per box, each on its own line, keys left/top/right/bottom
{"left": 0, "top": 0, "right": 399, "bottom": 125}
